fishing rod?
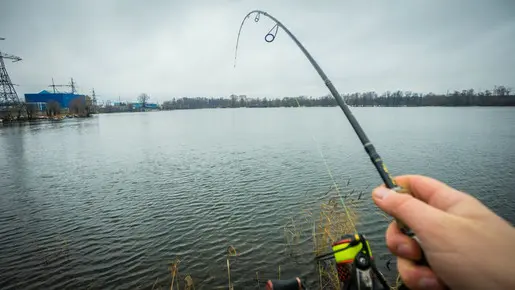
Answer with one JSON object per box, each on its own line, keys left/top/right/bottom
{"left": 234, "top": 10, "right": 429, "bottom": 268}
{"left": 235, "top": 10, "right": 398, "bottom": 190}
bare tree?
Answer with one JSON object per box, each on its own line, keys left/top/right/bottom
{"left": 68, "top": 96, "right": 94, "bottom": 117}
{"left": 46, "top": 101, "right": 61, "bottom": 117}
{"left": 84, "top": 96, "right": 93, "bottom": 116}
{"left": 161, "top": 100, "right": 174, "bottom": 110}
{"left": 69, "top": 97, "right": 85, "bottom": 116}
{"left": 7, "top": 106, "right": 18, "bottom": 121}
{"left": 137, "top": 93, "right": 150, "bottom": 111}
{"left": 26, "top": 103, "right": 38, "bottom": 120}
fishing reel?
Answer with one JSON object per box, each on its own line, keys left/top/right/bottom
{"left": 266, "top": 234, "right": 389, "bottom": 290}
{"left": 321, "top": 233, "right": 389, "bottom": 290}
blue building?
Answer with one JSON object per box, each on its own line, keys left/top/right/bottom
{"left": 25, "top": 90, "right": 86, "bottom": 111}
{"left": 146, "top": 103, "right": 159, "bottom": 109}
{"left": 131, "top": 102, "right": 159, "bottom": 110}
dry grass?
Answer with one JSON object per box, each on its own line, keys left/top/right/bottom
{"left": 157, "top": 186, "right": 400, "bottom": 289}
{"left": 169, "top": 258, "right": 181, "bottom": 290}
{"left": 284, "top": 186, "right": 363, "bottom": 290}
{"left": 159, "top": 246, "right": 238, "bottom": 290}
{"left": 283, "top": 185, "right": 404, "bottom": 290}
{"left": 316, "top": 199, "right": 359, "bottom": 289}
{"left": 147, "top": 258, "right": 195, "bottom": 290}
{"left": 226, "top": 245, "right": 238, "bottom": 290}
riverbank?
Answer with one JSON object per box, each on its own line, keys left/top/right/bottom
{"left": 1, "top": 114, "right": 95, "bottom": 124}
{"left": 158, "top": 88, "right": 515, "bottom": 110}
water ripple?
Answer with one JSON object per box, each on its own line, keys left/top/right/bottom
{"left": 0, "top": 108, "right": 514, "bottom": 289}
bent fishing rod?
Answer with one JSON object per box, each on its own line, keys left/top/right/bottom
{"left": 234, "top": 10, "right": 429, "bottom": 268}
{"left": 235, "top": 10, "right": 398, "bottom": 190}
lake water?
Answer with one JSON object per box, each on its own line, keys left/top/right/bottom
{"left": 1, "top": 107, "right": 514, "bottom": 289}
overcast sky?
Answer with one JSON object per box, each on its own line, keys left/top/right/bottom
{"left": 1, "top": 0, "right": 515, "bottom": 102}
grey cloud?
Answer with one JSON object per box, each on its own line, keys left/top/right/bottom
{"left": 1, "top": 0, "right": 514, "bottom": 103}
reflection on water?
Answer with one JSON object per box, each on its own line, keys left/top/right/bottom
{"left": 0, "top": 108, "right": 514, "bottom": 289}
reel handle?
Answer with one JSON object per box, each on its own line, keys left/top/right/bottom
{"left": 265, "top": 278, "right": 304, "bottom": 290}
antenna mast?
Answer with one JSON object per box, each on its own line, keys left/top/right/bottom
{"left": 0, "top": 37, "right": 22, "bottom": 114}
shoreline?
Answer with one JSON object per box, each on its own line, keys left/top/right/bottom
{"left": 1, "top": 114, "right": 95, "bottom": 125}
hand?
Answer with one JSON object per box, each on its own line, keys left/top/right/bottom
{"left": 372, "top": 175, "right": 515, "bottom": 290}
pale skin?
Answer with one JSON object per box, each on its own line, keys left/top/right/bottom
{"left": 372, "top": 175, "right": 515, "bottom": 290}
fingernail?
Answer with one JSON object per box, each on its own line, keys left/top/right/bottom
{"left": 397, "top": 243, "right": 411, "bottom": 256}
{"left": 419, "top": 277, "right": 438, "bottom": 289}
{"left": 373, "top": 188, "right": 390, "bottom": 200}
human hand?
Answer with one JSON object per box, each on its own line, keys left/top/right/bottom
{"left": 372, "top": 175, "right": 515, "bottom": 290}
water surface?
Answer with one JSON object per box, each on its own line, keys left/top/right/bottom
{"left": 1, "top": 107, "right": 514, "bottom": 289}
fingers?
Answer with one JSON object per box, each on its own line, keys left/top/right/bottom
{"left": 392, "top": 175, "right": 469, "bottom": 212}
{"left": 397, "top": 258, "right": 446, "bottom": 290}
{"left": 386, "top": 221, "right": 421, "bottom": 261}
{"left": 372, "top": 187, "right": 446, "bottom": 236}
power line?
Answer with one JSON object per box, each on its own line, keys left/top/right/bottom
{"left": 48, "top": 77, "right": 78, "bottom": 94}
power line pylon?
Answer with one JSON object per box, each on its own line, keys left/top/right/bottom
{"left": 49, "top": 77, "right": 69, "bottom": 93}
{"left": 69, "top": 78, "right": 77, "bottom": 94}
{"left": 48, "top": 77, "right": 78, "bottom": 94}
{"left": 0, "top": 38, "right": 22, "bottom": 113}
{"left": 91, "top": 88, "right": 98, "bottom": 105}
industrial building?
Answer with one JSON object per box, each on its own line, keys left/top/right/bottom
{"left": 24, "top": 90, "right": 86, "bottom": 111}
{"left": 132, "top": 102, "right": 159, "bottom": 110}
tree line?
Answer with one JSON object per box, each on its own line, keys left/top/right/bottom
{"left": 160, "top": 86, "right": 514, "bottom": 110}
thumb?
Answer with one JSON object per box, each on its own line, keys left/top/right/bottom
{"left": 372, "top": 187, "right": 447, "bottom": 238}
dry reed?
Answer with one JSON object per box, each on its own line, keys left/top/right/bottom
{"left": 159, "top": 186, "right": 400, "bottom": 290}
{"left": 284, "top": 186, "right": 362, "bottom": 290}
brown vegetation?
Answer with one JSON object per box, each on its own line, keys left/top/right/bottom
{"left": 46, "top": 101, "right": 61, "bottom": 117}
{"left": 25, "top": 103, "right": 38, "bottom": 119}
{"left": 284, "top": 186, "right": 361, "bottom": 290}
{"left": 69, "top": 96, "right": 93, "bottom": 117}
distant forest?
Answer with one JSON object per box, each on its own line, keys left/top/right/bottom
{"left": 161, "top": 86, "right": 514, "bottom": 110}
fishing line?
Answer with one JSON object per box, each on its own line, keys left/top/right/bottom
{"left": 234, "top": 13, "right": 356, "bottom": 226}
{"left": 265, "top": 24, "right": 279, "bottom": 43}
{"left": 294, "top": 99, "right": 357, "bottom": 232}
{"left": 233, "top": 10, "right": 426, "bottom": 236}
{"left": 236, "top": 10, "right": 358, "bottom": 231}
{"left": 234, "top": 11, "right": 278, "bottom": 67}
{"left": 233, "top": 12, "right": 430, "bottom": 282}
{"left": 312, "top": 135, "right": 357, "bottom": 232}
{"left": 234, "top": 10, "right": 399, "bottom": 189}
